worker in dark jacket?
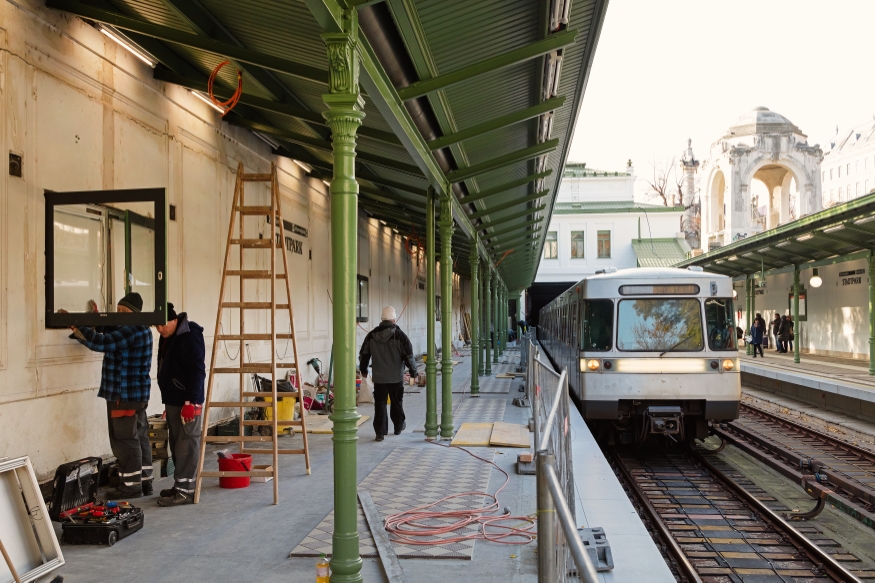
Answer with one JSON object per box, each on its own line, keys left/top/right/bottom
{"left": 359, "top": 306, "right": 418, "bottom": 441}
{"left": 778, "top": 314, "right": 794, "bottom": 353}
{"left": 154, "top": 304, "right": 206, "bottom": 506}
{"left": 68, "top": 292, "right": 154, "bottom": 499}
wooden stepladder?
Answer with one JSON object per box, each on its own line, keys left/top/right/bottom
{"left": 194, "top": 162, "right": 310, "bottom": 505}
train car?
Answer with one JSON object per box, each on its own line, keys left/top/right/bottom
{"left": 539, "top": 266, "right": 740, "bottom": 443}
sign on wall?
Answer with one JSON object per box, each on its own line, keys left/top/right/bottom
{"left": 839, "top": 269, "right": 865, "bottom": 286}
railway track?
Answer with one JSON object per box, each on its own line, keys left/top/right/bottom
{"left": 714, "top": 404, "right": 875, "bottom": 530}
{"left": 609, "top": 444, "right": 867, "bottom": 582}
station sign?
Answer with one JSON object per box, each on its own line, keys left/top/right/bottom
{"left": 839, "top": 269, "right": 865, "bottom": 286}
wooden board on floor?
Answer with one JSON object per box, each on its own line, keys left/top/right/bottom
{"left": 305, "top": 414, "right": 370, "bottom": 434}
{"left": 450, "top": 422, "right": 494, "bottom": 447}
{"left": 489, "top": 422, "right": 531, "bottom": 448}
{"left": 494, "top": 373, "right": 516, "bottom": 379}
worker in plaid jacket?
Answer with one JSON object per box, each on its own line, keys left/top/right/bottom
{"left": 68, "top": 292, "right": 155, "bottom": 500}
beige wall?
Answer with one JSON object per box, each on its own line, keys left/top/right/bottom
{"left": 0, "top": 0, "right": 469, "bottom": 479}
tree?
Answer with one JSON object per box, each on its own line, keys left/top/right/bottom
{"left": 645, "top": 157, "right": 684, "bottom": 207}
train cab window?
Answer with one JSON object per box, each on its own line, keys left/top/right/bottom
{"left": 582, "top": 300, "right": 613, "bottom": 351}
{"left": 705, "top": 298, "right": 736, "bottom": 350}
{"left": 617, "top": 299, "right": 704, "bottom": 352}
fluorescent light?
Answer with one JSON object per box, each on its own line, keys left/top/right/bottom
{"left": 612, "top": 358, "right": 710, "bottom": 374}
{"left": 776, "top": 241, "right": 791, "bottom": 247}
{"left": 293, "top": 160, "right": 313, "bottom": 174}
{"left": 796, "top": 234, "right": 814, "bottom": 242}
{"left": 855, "top": 216, "right": 875, "bottom": 225}
{"left": 190, "top": 90, "right": 224, "bottom": 114}
{"left": 823, "top": 224, "right": 845, "bottom": 233}
{"left": 100, "top": 27, "right": 155, "bottom": 68}
{"left": 758, "top": 247, "right": 771, "bottom": 253}
{"left": 322, "top": 180, "right": 331, "bottom": 188}
{"left": 728, "top": 255, "right": 738, "bottom": 261}
{"left": 253, "top": 132, "right": 281, "bottom": 149}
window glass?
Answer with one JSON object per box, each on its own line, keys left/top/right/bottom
{"left": 544, "top": 231, "right": 558, "bottom": 259}
{"left": 570, "top": 231, "right": 585, "bottom": 258}
{"left": 705, "top": 298, "right": 736, "bottom": 350}
{"left": 357, "top": 276, "right": 369, "bottom": 322}
{"left": 130, "top": 221, "right": 156, "bottom": 312}
{"left": 597, "top": 230, "right": 611, "bottom": 258}
{"left": 582, "top": 299, "right": 613, "bottom": 351}
{"left": 53, "top": 206, "right": 106, "bottom": 313}
{"left": 617, "top": 299, "right": 703, "bottom": 352}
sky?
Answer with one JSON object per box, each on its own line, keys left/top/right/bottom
{"left": 567, "top": 0, "right": 875, "bottom": 199}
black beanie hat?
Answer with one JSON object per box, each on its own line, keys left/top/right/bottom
{"left": 167, "top": 302, "right": 178, "bottom": 321}
{"left": 118, "top": 292, "right": 143, "bottom": 313}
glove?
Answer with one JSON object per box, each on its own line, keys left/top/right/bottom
{"left": 181, "top": 402, "right": 202, "bottom": 423}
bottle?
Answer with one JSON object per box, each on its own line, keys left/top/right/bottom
{"left": 316, "top": 553, "right": 330, "bottom": 583}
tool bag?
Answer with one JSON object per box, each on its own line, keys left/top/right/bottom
{"left": 59, "top": 504, "right": 145, "bottom": 547}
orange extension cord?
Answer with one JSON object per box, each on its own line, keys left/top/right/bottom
{"left": 384, "top": 440, "right": 537, "bottom": 546}
{"left": 207, "top": 60, "right": 243, "bottom": 114}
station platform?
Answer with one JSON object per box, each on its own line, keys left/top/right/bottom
{"left": 739, "top": 350, "right": 875, "bottom": 425}
{"left": 50, "top": 348, "right": 667, "bottom": 582}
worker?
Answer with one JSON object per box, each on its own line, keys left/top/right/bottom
{"left": 154, "top": 303, "right": 206, "bottom": 507}
{"left": 359, "top": 306, "right": 418, "bottom": 442}
{"left": 67, "top": 293, "right": 154, "bottom": 499}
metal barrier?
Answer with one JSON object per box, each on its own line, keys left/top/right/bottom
{"left": 527, "top": 337, "right": 600, "bottom": 583}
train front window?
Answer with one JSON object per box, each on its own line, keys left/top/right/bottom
{"left": 617, "top": 299, "right": 704, "bottom": 352}
{"left": 582, "top": 299, "right": 613, "bottom": 351}
{"left": 705, "top": 298, "right": 736, "bottom": 350}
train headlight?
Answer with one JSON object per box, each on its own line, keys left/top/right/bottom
{"left": 580, "top": 358, "right": 600, "bottom": 372}
{"left": 722, "top": 359, "right": 735, "bottom": 371}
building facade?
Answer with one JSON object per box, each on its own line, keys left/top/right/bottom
{"left": 822, "top": 119, "right": 875, "bottom": 207}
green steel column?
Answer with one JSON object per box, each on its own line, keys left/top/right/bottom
{"left": 493, "top": 277, "right": 499, "bottom": 364}
{"left": 869, "top": 251, "right": 875, "bottom": 375}
{"left": 439, "top": 193, "right": 455, "bottom": 439}
{"left": 745, "top": 276, "right": 752, "bottom": 356}
{"left": 321, "top": 13, "right": 364, "bottom": 583}
{"left": 498, "top": 285, "right": 504, "bottom": 356}
{"left": 502, "top": 285, "right": 508, "bottom": 353}
{"left": 793, "top": 267, "right": 801, "bottom": 364}
{"left": 479, "top": 268, "right": 486, "bottom": 376}
{"left": 469, "top": 240, "right": 480, "bottom": 396}
{"left": 512, "top": 292, "right": 522, "bottom": 341}
{"left": 484, "top": 270, "right": 492, "bottom": 376}
{"left": 425, "top": 188, "right": 438, "bottom": 439}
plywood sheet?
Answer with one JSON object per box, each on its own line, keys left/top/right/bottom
{"left": 489, "top": 422, "right": 531, "bottom": 448}
{"left": 305, "top": 414, "right": 370, "bottom": 434}
{"left": 450, "top": 422, "right": 494, "bottom": 447}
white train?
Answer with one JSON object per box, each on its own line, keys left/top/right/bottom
{"left": 538, "top": 267, "right": 740, "bottom": 443}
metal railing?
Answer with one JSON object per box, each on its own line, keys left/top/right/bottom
{"left": 527, "top": 337, "right": 599, "bottom": 583}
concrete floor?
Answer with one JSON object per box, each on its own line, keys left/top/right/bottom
{"left": 48, "top": 351, "right": 542, "bottom": 583}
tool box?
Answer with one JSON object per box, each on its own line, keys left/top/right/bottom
{"left": 49, "top": 457, "right": 145, "bottom": 546}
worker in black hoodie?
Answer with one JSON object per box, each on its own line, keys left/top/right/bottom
{"left": 155, "top": 303, "right": 206, "bottom": 506}
{"left": 359, "top": 306, "right": 418, "bottom": 441}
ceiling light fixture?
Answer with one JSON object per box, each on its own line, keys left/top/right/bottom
{"left": 253, "top": 132, "right": 281, "bottom": 150}
{"left": 823, "top": 224, "right": 845, "bottom": 233}
{"left": 292, "top": 160, "right": 313, "bottom": 174}
{"left": 100, "top": 26, "right": 156, "bottom": 68}
{"left": 810, "top": 268, "right": 822, "bottom": 288}
{"left": 190, "top": 90, "right": 225, "bottom": 114}
{"left": 796, "top": 233, "right": 814, "bottom": 242}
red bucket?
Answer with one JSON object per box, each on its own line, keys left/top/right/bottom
{"left": 217, "top": 454, "right": 252, "bottom": 489}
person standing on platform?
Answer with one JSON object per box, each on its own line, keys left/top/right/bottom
{"left": 750, "top": 314, "right": 765, "bottom": 358}
{"left": 771, "top": 314, "right": 782, "bottom": 352}
{"left": 778, "top": 314, "right": 794, "bottom": 353}
{"left": 359, "top": 306, "right": 418, "bottom": 442}
{"left": 67, "top": 293, "right": 154, "bottom": 499}
{"left": 154, "top": 303, "right": 206, "bottom": 507}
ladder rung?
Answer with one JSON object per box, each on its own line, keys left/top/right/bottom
{"left": 221, "top": 302, "right": 290, "bottom": 309}
{"left": 213, "top": 363, "right": 296, "bottom": 374}
{"left": 236, "top": 206, "right": 273, "bottom": 215}
{"left": 216, "top": 334, "right": 294, "bottom": 341}
{"left": 241, "top": 449, "right": 306, "bottom": 455}
{"left": 241, "top": 173, "right": 272, "bottom": 182}
{"left": 241, "top": 391, "right": 300, "bottom": 399}
{"left": 225, "top": 270, "right": 286, "bottom": 279}
{"left": 200, "top": 470, "right": 274, "bottom": 478}
{"left": 208, "top": 401, "right": 274, "bottom": 408}
{"left": 243, "top": 420, "right": 302, "bottom": 426}
{"left": 204, "top": 435, "right": 275, "bottom": 443}
{"left": 230, "top": 238, "right": 281, "bottom": 248}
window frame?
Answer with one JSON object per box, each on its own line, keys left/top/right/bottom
{"left": 356, "top": 274, "right": 369, "bottom": 322}
{"left": 596, "top": 230, "right": 612, "bottom": 259}
{"left": 544, "top": 231, "right": 558, "bottom": 259}
{"left": 570, "top": 230, "right": 585, "bottom": 258}
{"left": 45, "top": 188, "right": 167, "bottom": 328}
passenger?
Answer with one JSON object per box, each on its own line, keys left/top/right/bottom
{"left": 750, "top": 314, "right": 765, "bottom": 358}
{"left": 771, "top": 314, "right": 782, "bottom": 352}
{"left": 66, "top": 293, "right": 154, "bottom": 499}
{"left": 778, "top": 315, "right": 794, "bottom": 353}
{"left": 359, "top": 306, "right": 418, "bottom": 442}
{"left": 155, "top": 303, "right": 206, "bottom": 507}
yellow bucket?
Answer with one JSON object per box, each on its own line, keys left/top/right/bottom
{"left": 264, "top": 396, "right": 296, "bottom": 423}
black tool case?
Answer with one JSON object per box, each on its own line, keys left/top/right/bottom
{"left": 49, "top": 457, "right": 145, "bottom": 546}
{"left": 60, "top": 506, "right": 145, "bottom": 546}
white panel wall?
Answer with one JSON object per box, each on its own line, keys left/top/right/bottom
{"left": 0, "top": 1, "right": 471, "bottom": 479}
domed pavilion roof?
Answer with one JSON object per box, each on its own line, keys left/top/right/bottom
{"left": 728, "top": 107, "right": 805, "bottom": 137}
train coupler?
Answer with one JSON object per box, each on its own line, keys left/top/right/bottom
{"left": 644, "top": 406, "right": 683, "bottom": 435}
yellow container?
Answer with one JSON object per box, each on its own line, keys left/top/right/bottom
{"left": 264, "top": 395, "right": 296, "bottom": 422}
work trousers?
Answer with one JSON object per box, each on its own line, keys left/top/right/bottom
{"left": 373, "top": 382, "right": 405, "bottom": 437}
{"left": 106, "top": 400, "right": 152, "bottom": 494}
{"left": 166, "top": 404, "right": 203, "bottom": 495}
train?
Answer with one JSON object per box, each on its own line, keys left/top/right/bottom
{"left": 538, "top": 266, "right": 740, "bottom": 443}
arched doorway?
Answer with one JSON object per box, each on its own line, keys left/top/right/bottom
{"left": 710, "top": 170, "right": 726, "bottom": 236}
{"left": 750, "top": 164, "right": 799, "bottom": 231}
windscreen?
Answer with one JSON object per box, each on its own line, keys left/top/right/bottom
{"left": 705, "top": 298, "right": 737, "bottom": 350}
{"left": 617, "top": 298, "right": 704, "bottom": 352}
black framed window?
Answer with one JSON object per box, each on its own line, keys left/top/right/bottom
{"left": 45, "top": 188, "right": 166, "bottom": 327}
{"left": 357, "top": 275, "right": 369, "bottom": 322}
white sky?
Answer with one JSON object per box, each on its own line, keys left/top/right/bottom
{"left": 568, "top": 0, "right": 875, "bottom": 198}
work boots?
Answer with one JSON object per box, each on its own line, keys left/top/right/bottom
{"left": 159, "top": 487, "right": 176, "bottom": 498}
{"left": 103, "top": 488, "right": 143, "bottom": 501}
{"left": 157, "top": 490, "right": 193, "bottom": 506}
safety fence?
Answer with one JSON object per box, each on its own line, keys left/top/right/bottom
{"left": 527, "top": 337, "right": 599, "bottom": 583}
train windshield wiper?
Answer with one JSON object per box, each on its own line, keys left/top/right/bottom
{"left": 659, "top": 330, "right": 698, "bottom": 357}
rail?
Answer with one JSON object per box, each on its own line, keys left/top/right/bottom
{"left": 527, "top": 337, "right": 600, "bottom": 583}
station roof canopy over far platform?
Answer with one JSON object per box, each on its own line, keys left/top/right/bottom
{"left": 47, "top": 0, "right": 610, "bottom": 291}
{"left": 675, "top": 192, "right": 875, "bottom": 277}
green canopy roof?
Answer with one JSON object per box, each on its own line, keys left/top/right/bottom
{"left": 632, "top": 238, "right": 691, "bottom": 268}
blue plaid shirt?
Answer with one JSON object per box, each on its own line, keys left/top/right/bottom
{"left": 73, "top": 325, "right": 154, "bottom": 402}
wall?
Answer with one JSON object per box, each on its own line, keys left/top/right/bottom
{"left": 0, "top": 1, "right": 469, "bottom": 479}
{"left": 736, "top": 258, "right": 870, "bottom": 359}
